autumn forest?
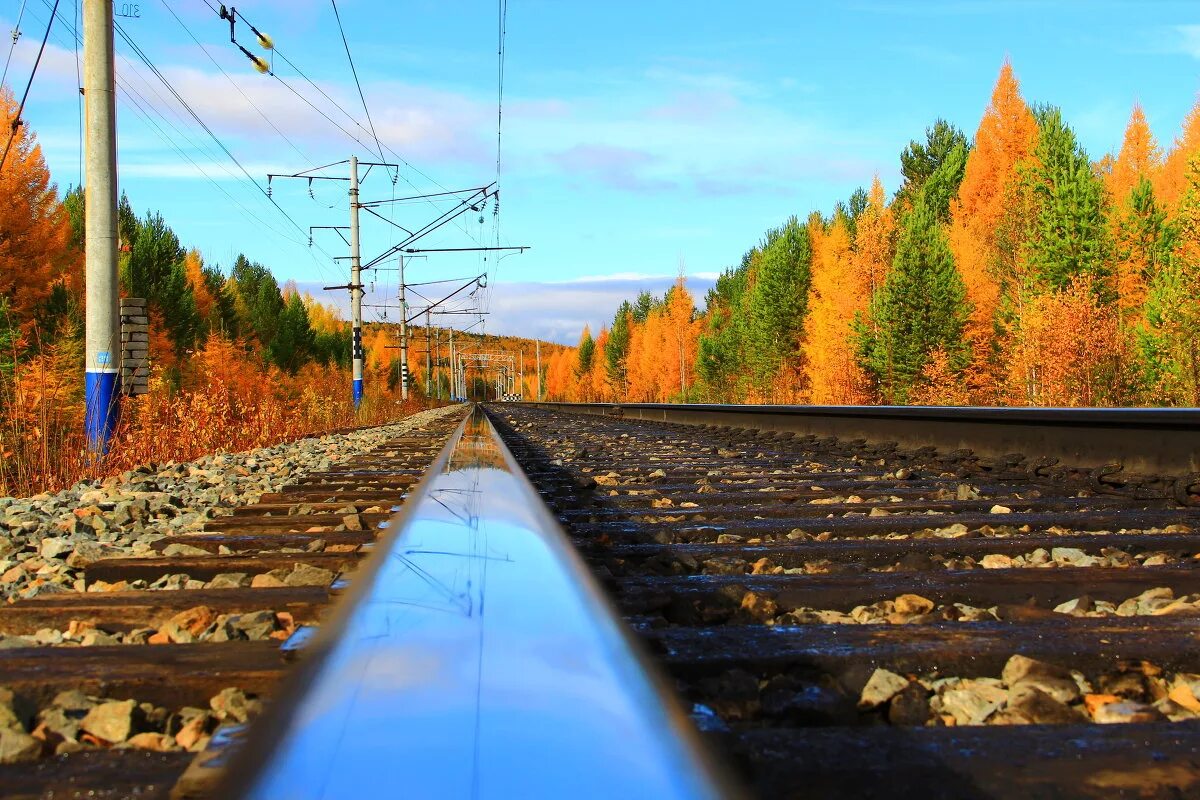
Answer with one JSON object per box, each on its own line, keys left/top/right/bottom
{"left": 543, "top": 63, "right": 1200, "bottom": 410}
{"left": 5, "top": 60, "right": 1200, "bottom": 493}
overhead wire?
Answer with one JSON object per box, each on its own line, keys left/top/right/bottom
{"left": 0, "top": 0, "right": 58, "bottom": 171}
{"left": 38, "top": 1, "right": 338, "bottom": 281}
{"left": 72, "top": 0, "right": 79, "bottom": 184}
{"left": 0, "top": 0, "right": 29, "bottom": 89}
{"left": 329, "top": 0, "right": 384, "bottom": 163}
{"left": 156, "top": 0, "right": 312, "bottom": 165}
{"left": 110, "top": 18, "right": 339, "bottom": 270}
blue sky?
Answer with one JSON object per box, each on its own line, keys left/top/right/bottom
{"left": 5, "top": 0, "right": 1200, "bottom": 342}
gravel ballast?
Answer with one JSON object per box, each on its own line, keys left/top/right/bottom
{"left": 0, "top": 406, "right": 462, "bottom": 601}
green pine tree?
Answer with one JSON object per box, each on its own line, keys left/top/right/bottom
{"left": 894, "top": 119, "right": 969, "bottom": 213}
{"left": 855, "top": 197, "right": 970, "bottom": 404}
{"left": 1025, "top": 107, "right": 1109, "bottom": 290}
{"left": 268, "top": 292, "right": 317, "bottom": 373}
{"left": 604, "top": 300, "right": 633, "bottom": 392}
{"left": 744, "top": 216, "right": 811, "bottom": 394}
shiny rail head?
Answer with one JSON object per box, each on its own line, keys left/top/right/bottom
{"left": 222, "top": 406, "right": 736, "bottom": 800}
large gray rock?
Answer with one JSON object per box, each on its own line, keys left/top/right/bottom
{"left": 858, "top": 668, "right": 909, "bottom": 710}
{"left": 80, "top": 699, "right": 141, "bottom": 743}
{"left": 0, "top": 729, "right": 40, "bottom": 763}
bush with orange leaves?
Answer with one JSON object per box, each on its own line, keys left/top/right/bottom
{"left": 0, "top": 334, "right": 434, "bottom": 497}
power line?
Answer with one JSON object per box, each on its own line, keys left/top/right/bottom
{"left": 72, "top": 0, "right": 79, "bottom": 184}
{"left": 0, "top": 0, "right": 29, "bottom": 89}
{"left": 156, "top": 0, "right": 312, "bottom": 165}
{"left": 0, "top": 0, "right": 58, "bottom": 171}
{"left": 330, "top": 0, "right": 384, "bottom": 162}
{"left": 111, "top": 19, "right": 327, "bottom": 256}
{"left": 37, "top": 1, "right": 337, "bottom": 282}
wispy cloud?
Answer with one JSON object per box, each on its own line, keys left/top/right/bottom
{"left": 546, "top": 144, "right": 676, "bottom": 191}
{"left": 1176, "top": 25, "right": 1200, "bottom": 59}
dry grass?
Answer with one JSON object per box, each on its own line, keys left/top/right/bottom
{"left": 0, "top": 350, "right": 436, "bottom": 498}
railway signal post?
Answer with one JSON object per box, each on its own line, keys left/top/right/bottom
{"left": 83, "top": 0, "right": 120, "bottom": 452}
{"left": 348, "top": 156, "right": 364, "bottom": 407}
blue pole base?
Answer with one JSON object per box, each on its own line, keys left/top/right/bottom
{"left": 85, "top": 370, "right": 119, "bottom": 453}
{"left": 352, "top": 379, "right": 363, "bottom": 408}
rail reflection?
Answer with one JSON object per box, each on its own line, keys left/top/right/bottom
{"left": 226, "top": 407, "right": 732, "bottom": 799}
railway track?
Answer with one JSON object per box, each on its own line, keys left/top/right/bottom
{"left": 0, "top": 407, "right": 466, "bottom": 799}
{"left": 487, "top": 404, "right": 1200, "bottom": 800}
{"left": 4, "top": 401, "right": 1200, "bottom": 798}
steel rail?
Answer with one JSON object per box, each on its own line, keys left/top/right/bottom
{"left": 221, "top": 405, "right": 736, "bottom": 799}
{"left": 521, "top": 402, "right": 1200, "bottom": 477}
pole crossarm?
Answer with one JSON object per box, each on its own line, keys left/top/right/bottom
{"left": 403, "top": 274, "right": 486, "bottom": 325}
{"left": 361, "top": 183, "right": 496, "bottom": 271}
{"left": 358, "top": 186, "right": 489, "bottom": 208}
{"left": 400, "top": 246, "right": 528, "bottom": 254}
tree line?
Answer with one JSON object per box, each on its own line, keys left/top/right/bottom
{"left": 548, "top": 62, "right": 1200, "bottom": 408}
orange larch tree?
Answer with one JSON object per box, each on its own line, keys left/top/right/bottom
{"left": 802, "top": 214, "right": 871, "bottom": 404}
{"left": 1158, "top": 95, "right": 1200, "bottom": 210}
{"left": 0, "top": 88, "right": 73, "bottom": 331}
{"left": 1106, "top": 104, "right": 1163, "bottom": 205}
{"left": 663, "top": 274, "right": 698, "bottom": 400}
{"left": 183, "top": 249, "right": 216, "bottom": 327}
{"left": 854, "top": 176, "right": 896, "bottom": 299}
{"left": 948, "top": 61, "right": 1039, "bottom": 401}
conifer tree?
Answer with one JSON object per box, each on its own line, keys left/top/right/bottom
{"left": 0, "top": 88, "right": 73, "bottom": 331}
{"left": 894, "top": 119, "right": 969, "bottom": 215}
{"left": 744, "top": 216, "right": 811, "bottom": 396}
{"left": 1112, "top": 178, "right": 1176, "bottom": 317}
{"left": 268, "top": 291, "right": 317, "bottom": 373}
{"left": 1137, "top": 155, "right": 1200, "bottom": 404}
{"left": 949, "top": 61, "right": 1039, "bottom": 400}
{"left": 1158, "top": 96, "right": 1200, "bottom": 209}
{"left": 124, "top": 212, "right": 201, "bottom": 356}
{"left": 604, "top": 301, "right": 633, "bottom": 394}
{"left": 576, "top": 327, "right": 595, "bottom": 383}
{"left": 1106, "top": 104, "right": 1163, "bottom": 205}
{"left": 1024, "top": 108, "right": 1109, "bottom": 290}
{"left": 856, "top": 198, "right": 970, "bottom": 404}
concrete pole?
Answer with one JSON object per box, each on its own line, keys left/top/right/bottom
{"left": 535, "top": 339, "right": 541, "bottom": 401}
{"left": 349, "top": 156, "right": 364, "bottom": 407}
{"left": 398, "top": 255, "right": 408, "bottom": 401}
{"left": 83, "top": 0, "right": 119, "bottom": 452}
{"left": 449, "top": 328, "right": 456, "bottom": 400}
{"left": 434, "top": 328, "right": 442, "bottom": 401}
{"left": 425, "top": 310, "right": 432, "bottom": 396}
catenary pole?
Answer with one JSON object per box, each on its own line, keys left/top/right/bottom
{"left": 349, "top": 155, "right": 364, "bottom": 407}
{"left": 425, "top": 310, "right": 432, "bottom": 396}
{"left": 83, "top": 0, "right": 119, "bottom": 451}
{"left": 398, "top": 255, "right": 409, "bottom": 401}
{"left": 446, "top": 326, "right": 453, "bottom": 398}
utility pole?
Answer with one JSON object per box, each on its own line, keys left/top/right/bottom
{"left": 83, "top": 0, "right": 119, "bottom": 452}
{"left": 449, "top": 328, "right": 456, "bottom": 400}
{"left": 535, "top": 339, "right": 541, "bottom": 401}
{"left": 398, "top": 255, "right": 409, "bottom": 401}
{"left": 349, "top": 156, "right": 364, "bottom": 407}
{"left": 425, "top": 310, "right": 432, "bottom": 396}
